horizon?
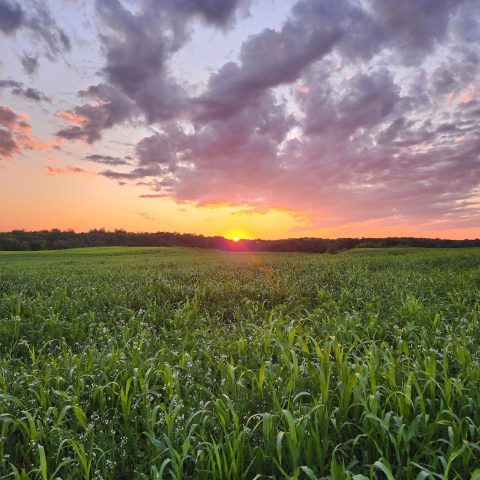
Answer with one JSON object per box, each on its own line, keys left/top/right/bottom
{"left": 1, "top": 227, "right": 479, "bottom": 243}
{"left": 1, "top": 0, "right": 479, "bottom": 240}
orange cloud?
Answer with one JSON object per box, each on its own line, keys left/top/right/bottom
{"left": 0, "top": 105, "right": 62, "bottom": 159}
{"left": 44, "top": 165, "right": 92, "bottom": 176}
{"left": 57, "top": 110, "right": 88, "bottom": 126}
{"left": 25, "top": 136, "right": 64, "bottom": 151}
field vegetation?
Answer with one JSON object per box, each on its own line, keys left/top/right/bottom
{"left": 1, "top": 247, "right": 480, "bottom": 479}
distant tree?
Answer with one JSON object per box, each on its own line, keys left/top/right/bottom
{"left": 52, "top": 239, "right": 73, "bottom": 250}
{"left": 0, "top": 230, "right": 479, "bottom": 253}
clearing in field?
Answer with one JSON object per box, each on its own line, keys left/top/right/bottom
{"left": 1, "top": 247, "right": 480, "bottom": 479}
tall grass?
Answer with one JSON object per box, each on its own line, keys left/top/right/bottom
{"left": 1, "top": 247, "right": 480, "bottom": 479}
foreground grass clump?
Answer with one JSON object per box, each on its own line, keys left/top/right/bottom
{"left": 1, "top": 247, "right": 480, "bottom": 479}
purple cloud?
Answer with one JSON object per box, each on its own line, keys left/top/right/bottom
{"left": 56, "top": 0, "right": 480, "bottom": 231}
{"left": 0, "top": 0, "right": 70, "bottom": 65}
{"left": 0, "top": 0, "right": 23, "bottom": 34}
{"left": 84, "top": 154, "right": 130, "bottom": 166}
{"left": 0, "top": 79, "right": 50, "bottom": 102}
{"left": 56, "top": 84, "right": 137, "bottom": 143}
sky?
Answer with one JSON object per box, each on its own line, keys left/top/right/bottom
{"left": 0, "top": 0, "right": 479, "bottom": 240}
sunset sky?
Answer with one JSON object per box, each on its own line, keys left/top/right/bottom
{"left": 1, "top": 0, "right": 479, "bottom": 239}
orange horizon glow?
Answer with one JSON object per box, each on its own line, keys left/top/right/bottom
{"left": 0, "top": 156, "right": 478, "bottom": 241}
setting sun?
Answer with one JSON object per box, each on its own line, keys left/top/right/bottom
{"left": 225, "top": 228, "right": 250, "bottom": 241}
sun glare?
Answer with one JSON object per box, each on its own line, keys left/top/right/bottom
{"left": 225, "top": 228, "right": 250, "bottom": 242}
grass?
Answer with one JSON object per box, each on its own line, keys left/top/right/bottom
{"left": 0, "top": 246, "right": 480, "bottom": 479}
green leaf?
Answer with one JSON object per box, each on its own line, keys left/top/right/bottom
{"left": 38, "top": 445, "right": 48, "bottom": 480}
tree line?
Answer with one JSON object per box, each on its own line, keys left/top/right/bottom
{"left": 0, "top": 229, "right": 479, "bottom": 253}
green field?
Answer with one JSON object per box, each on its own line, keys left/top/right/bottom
{"left": 1, "top": 247, "right": 480, "bottom": 479}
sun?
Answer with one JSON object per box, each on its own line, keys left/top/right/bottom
{"left": 225, "top": 229, "right": 249, "bottom": 242}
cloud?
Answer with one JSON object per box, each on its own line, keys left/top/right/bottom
{"left": 84, "top": 154, "right": 130, "bottom": 166}
{"left": 101, "top": 91, "right": 295, "bottom": 204}
{"left": 0, "top": 80, "right": 21, "bottom": 89}
{"left": 138, "top": 211, "right": 155, "bottom": 221}
{"left": 20, "top": 54, "right": 39, "bottom": 75}
{"left": 0, "top": 105, "right": 32, "bottom": 158}
{"left": 44, "top": 165, "right": 91, "bottom": 176}
{"left": 0, "top": 79, "right": 50, "bottom": 102}
{"left": 194, "top": 0, "right": 469, "bottom": 123}
{"left": 56, "top": 0, "right": 250, "bottom": 140}
{"left": 302, "top": 69, "right": 402, "bottom": 136}
{"left": 57, "top": 0, "right": 480, "bottom": 231}
{"left": 0, "top": 79, "right": 23, "bottom": 88}
{"left": 95, "top": 0, "right": 185, "bottom": 124}
{"left": 194, "top": 1, "right": 347, "bottom": 121}
{"left": 171, "top": 0, "right": 250, "bottom": 26}
{"left": 56, "top": 84, "right": 137, "bottom": 143}
{"left": 0, "top": 0, "right": 71, "bottom": 61}
{"left": 107, "top": 62, "right": 479, "bottom": 229}
{"left": 0, "top": 0, "right": 23, "bottom": 34}
{"left": 363, "top": 0, "right": 473, "bottom": 65}
{"left": 17, "top": 87, "right": 50, "bottom": 102}
{"left": 0, "top": 105, "right": 61, "bottom": 160}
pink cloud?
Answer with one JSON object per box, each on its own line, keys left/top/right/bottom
{"left": 44, "top": 165, "right": 92, "bottom": 176}
{"left": 0, "top": 105, "right": 62, "bottom": 160}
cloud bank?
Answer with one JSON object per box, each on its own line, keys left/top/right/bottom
{"left": 41, "top": 0, "right": 480, "bottom": 230}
